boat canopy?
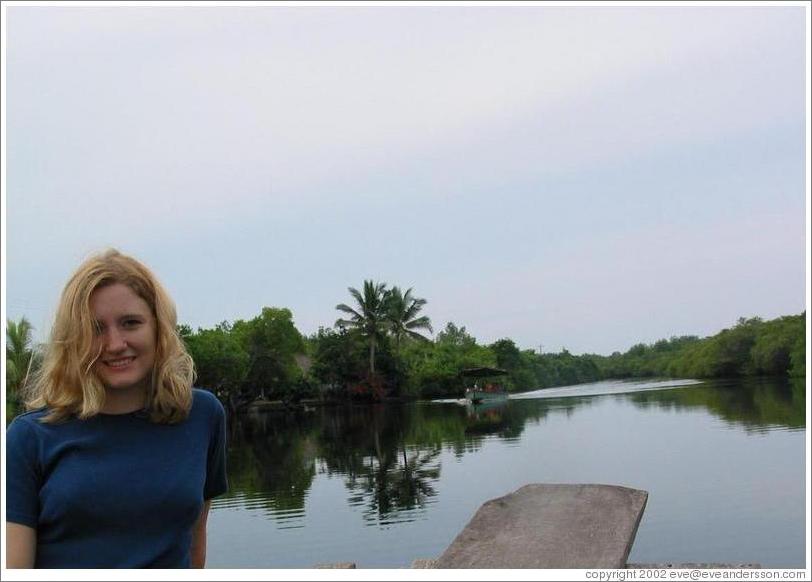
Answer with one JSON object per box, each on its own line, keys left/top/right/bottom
{"left": 460, "top": 367, "right": 509, "bottom": 378}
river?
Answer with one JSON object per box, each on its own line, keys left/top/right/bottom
{"left": 206, "top": 377, "right": 806, "bottom": 568}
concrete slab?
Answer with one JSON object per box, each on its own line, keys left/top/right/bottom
{"left": 434, "top": 483, "right": 648, "bottom": 569}
{"left": 411, "top": 559, "right": 439, "bottom": 568}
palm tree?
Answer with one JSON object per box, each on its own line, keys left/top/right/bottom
{"left": 384, "top": 286, "right": 433, "bottom": 355}
{"left": 335, "top": 280, "right": 389, "bottom": 375}
{"left": 6, "top": 317, "right": 36, "bottom": 412}
{"left": 384, "top": 287, "right": 433, "bottom": 395}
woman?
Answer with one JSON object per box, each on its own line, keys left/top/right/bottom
{"left": 6, "top": 249, "right": 228, "bottom": 568}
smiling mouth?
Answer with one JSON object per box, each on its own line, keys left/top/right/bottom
{"left": 104, "top": 357, "right": 135, "bottom": 369}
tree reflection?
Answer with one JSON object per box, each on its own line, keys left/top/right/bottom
{"left": 222, "top": 377, "right": 804, "bottom": 525}
{"left": 348, "top": 443, "right": 441, "bottom": 523}
{"left": 626, "top": 377, "right": 805, "bottom": 430}
{"left": 224, "top": 409, "right": 319, "bottom": 515}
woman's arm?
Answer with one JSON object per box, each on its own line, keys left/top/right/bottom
{"left": 189, "top": 500, "right": 212, "bottom": 568}
{"left": 6, "top": 523, "right": 36, "bottom": 568}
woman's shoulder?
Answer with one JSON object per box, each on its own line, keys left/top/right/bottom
{"left": 191, "top": 388, "right": 225, "bottom": 416}
{"left": 7, "top": 408, "right": 50, "bottom": 430}
{"left": 6, "top": 408, "right": 54, "bottom": 447}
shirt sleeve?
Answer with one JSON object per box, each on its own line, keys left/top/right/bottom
{"left": 6, "top": 417, "right": 41, "bottom": 528}
{"left": 203, "top": 394, "right": 228, "bottom": 500}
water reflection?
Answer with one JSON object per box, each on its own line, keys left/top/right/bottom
{"left": 224, "top": 408, "right": 319, "bottom": 520}
{"left": 625, "top": 377, "right": 805, "bottom": 432}
{"left": 346, "top": 445, "right": 442, "bottom": 525}
{"left": 215, "top": 377, "right": 805, "bottom": 523}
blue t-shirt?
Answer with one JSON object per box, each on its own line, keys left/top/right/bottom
{"left": 6, "top": 388, "right": 228, "bottom": 568}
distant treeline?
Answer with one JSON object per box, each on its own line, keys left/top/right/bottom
{"left": 396, "top": 324, "right": 602, "bottom": 399}
{"left": 590, "top": 314, "right": 806, "bottom": 380}
{"left": 179, "top": 309, "right": 806, "bottom": 408}
{"left": 398, "top": 313, "right": 806, "bottom": 400}
{"left": 5, "top": 275, "right": 806, "bottom": 416}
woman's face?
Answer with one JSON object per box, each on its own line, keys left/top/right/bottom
{"left": 89, "top": 283, "right": 157, "bottom": 393}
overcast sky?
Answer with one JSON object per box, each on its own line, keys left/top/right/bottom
{"left": 3, "top": 5, "right": 808, "bottom": 355}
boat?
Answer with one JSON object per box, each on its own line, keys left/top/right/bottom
{"left": 461, "top": 366, "right": 509, "bottom": 404}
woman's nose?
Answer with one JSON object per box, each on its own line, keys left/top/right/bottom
{"left": 104, "top": 328, "right": 128, "bottom": 352}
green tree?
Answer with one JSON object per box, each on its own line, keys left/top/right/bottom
{"left": 751, "top": 329, "right": 792, "bottom": 375}
{"left": 309, "top": 326, "right": 367, "bottom": 395}
{"left": 588, "top": 314, "right": 802, "bottom": 381}
{"left": 182, "top": 321, "right": 250, "bottom": 413}
{"left": 384, "top": 286, "right": 433, "bottom": 352}
{"left": 490, "top": 338, "right": 522, "bottom": 371}
{"left": 6, "top": 317, "right": 38, "bottom": 420}
{"left": 336, "top": 281, "right": 389, "bottom": 376}
{"left": 242, "top": 307, "right": 307, "bottom": 401}
{"left": 403, "top": 322, "right": 496, "bottom": 398}
{"left": 788, "top": 334, "right": 805, "bottom": 378}
{"left": 385, "top": 286, "right": 433, "bottom": 394}
{"left": 435, "top": 322, "right": 477, "bottom": 348}
{"left": 488, "top": 339, "right": 538, "bottom": 392}
{"left": 702, "top": 318, "right": 760, "bottom": 377}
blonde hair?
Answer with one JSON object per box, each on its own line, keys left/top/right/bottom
{"left": 27, "top": 249, "right": 195, "bottom": 424}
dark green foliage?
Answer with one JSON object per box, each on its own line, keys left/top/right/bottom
{"left": 490, "top": 339, "right": 522, "bottom": 371}
{"left": 590, "top": 314, "right": 805, "bottom": 380}
{"left": 181, "top": 321, "right": 249, "bottom": 404}
{"left": 182, "top": 307, "right": 308, "bottom": 411}
{"left": 508, "top": 352, "right": 539, "bottom": 391}
{"left": 394, "top": 324, "right": 604, "bottom": 397}
{"left": 308, "top": 326, "right": 400, "bottom": 400}
{"left": 788, "top": 335, "right": 806, "bottom": 378}
{"left": 385, "top": 286, "right": 433, "bottom": 348}
{"left": 537, "top": 349, "right": 601, "bottom": 387}
{"left": 335, "top": 280, "right": 390, "bottom": 375}
{"left": 6, "top": 317, "right": 41, "bottom": 423}
{"left": 242, "top": 308, "right": 306, "bottom": 400}
{"left": 384, "top": 286, "right": 433, "bottom": 396}
{"left": 183, "top": 308, "right": 805, "bottom": 405}
{"left": 401, "top": 323, "right": 496, "bottom": 398}
{"left": 331, "top": 282, "right": 434, "bottom": 398}
{"left": 308, "top": 326, "right": 367, "bottom": 393}
{"left": 750, "top": 315, "right": 806, "bottom": 377}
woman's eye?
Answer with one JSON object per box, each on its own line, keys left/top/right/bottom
{"left": 123, "top": 319, "right": 141, "bottom": 328}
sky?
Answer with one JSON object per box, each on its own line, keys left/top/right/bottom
{"left": 3, "top": 4, "right": 809, "bottom": 356}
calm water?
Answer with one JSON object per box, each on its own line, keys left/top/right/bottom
{"left": 206, "top": 377, "right": 807, "bottom": 568}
